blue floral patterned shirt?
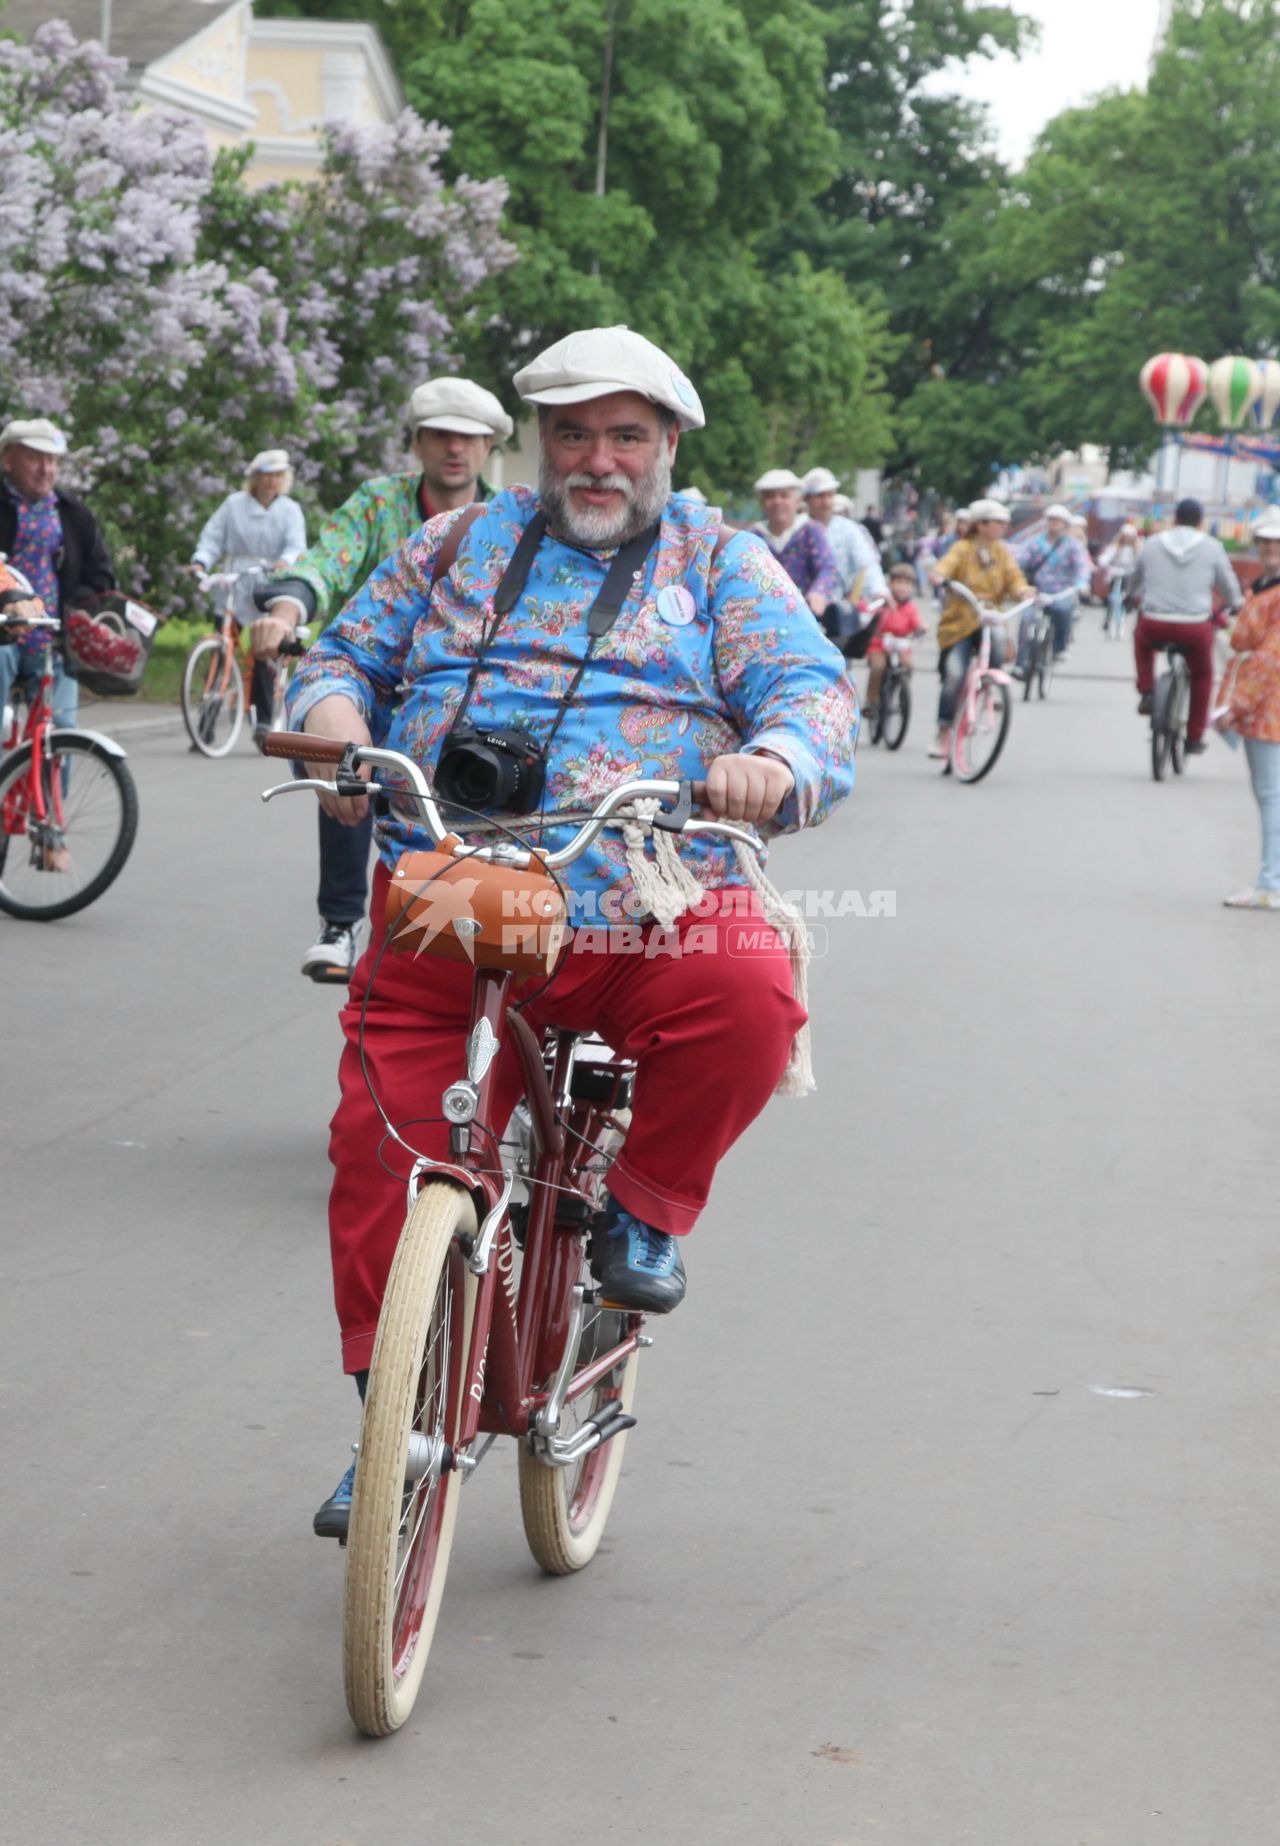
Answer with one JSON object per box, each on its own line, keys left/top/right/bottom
{"left": 287, "top": 489, "right": 857, "bottom": 919}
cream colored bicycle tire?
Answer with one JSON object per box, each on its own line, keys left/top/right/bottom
{"left": 342, "top": 1181, "right": 477, "bottom": 1736}
{"left": 517, "top": 1336, "right": 639, "bottom": 1575}
{"left": 180, "top": 636, "right": 244, "bottom": 758}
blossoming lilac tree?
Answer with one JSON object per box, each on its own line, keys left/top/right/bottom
{"left": 0, "top": 23, "right": 514, "bottom": 605}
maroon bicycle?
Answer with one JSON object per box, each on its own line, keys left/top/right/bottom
{"left": 262, "top": 730, "right": 768, "bottom": 1736}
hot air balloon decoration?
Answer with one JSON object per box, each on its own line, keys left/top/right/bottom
{"left": 1208, "top": 355, "right": 1262, "bottom": 429}
{"left": 1249, "top": 359, "right": 1280, "bottom": 432}
{"left": 1140, "top": 353, "right": 1208, "bottom": 427}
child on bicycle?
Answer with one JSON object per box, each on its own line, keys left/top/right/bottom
{"left": 864, "top": 563, "right": 927, "bottom": 724}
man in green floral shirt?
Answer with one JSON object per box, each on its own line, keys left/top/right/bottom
{"left": 253, "top": 377, "right": 512, "bottom": 981}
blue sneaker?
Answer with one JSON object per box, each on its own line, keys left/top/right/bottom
{"left": 591, "top": 1203, "right": 687, "bottom": 1314}
{"left": 313, "top": 1461, "right": 355, "bottom": 1539}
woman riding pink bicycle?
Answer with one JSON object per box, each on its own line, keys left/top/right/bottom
{"left": 929, "top": 498, "right": 1030, "bottom": 760}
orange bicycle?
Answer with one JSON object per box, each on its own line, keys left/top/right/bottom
{"left": 181, "top": 566, "right": 309, "bottom": 757}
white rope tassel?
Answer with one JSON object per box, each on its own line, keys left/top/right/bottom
{"left": 620, "top": 799, "right": 702, "bottom": 929}
{"left": 731, "top": 840, "right": 815, "bottom": 1097}
{"left": 619, "top": 800, "right": 815, "bottom": 1097}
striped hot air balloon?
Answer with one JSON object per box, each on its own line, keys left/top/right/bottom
{"left": 1208, "top": 355, "right": 1262, "bottom": 429}
{"left": 1140, "top": 352, "right": 1208, "bottom": 427}
{"left": 1250, "top": 359, "right": 1280, "bottom": 431}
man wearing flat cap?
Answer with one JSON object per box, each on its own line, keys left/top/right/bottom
{"left": 286, "top": 325, "right": 857, "bottom": 1538}
{"left": 801, "top": 467, "right": 886, "bottom": 609}
{"left": 256, "top": 376, "right": 512, "bottom": 983}
{"left": 752, "top": 467, "right": 840, "bottom": 614}
{"left": 0, "top": 418, "right": 115, "bottom": 732}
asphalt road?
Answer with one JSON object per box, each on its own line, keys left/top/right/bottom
{"left": 5, "top": 615, "right": 1280, "bottom": 1846}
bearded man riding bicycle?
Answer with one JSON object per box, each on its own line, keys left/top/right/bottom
{"left": 285, "top": 325, "right": 857, "bottom": 1535}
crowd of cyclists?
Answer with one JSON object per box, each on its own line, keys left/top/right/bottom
{"left": 5, "top": 325, "right": 1280, "bottom": 1568}
{"left": 5, "top": 376, "right": 1280, "bottom": 933}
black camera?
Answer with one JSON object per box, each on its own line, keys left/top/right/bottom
{"left": 434, "top": 723, "right": 547, "bottom": 815}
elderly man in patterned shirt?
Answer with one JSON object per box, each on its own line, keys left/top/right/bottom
{"left": 0, "top": 417, "right": 114, "bottom": 733}
{"left": 254, "top": 377, "right": 512, "bottom": 982}
{"left": 751, "top": 468, "right": 840, "bottom": 616}
{"left": 288, "top": 326, "right": 857, "bottom": 1539}
{"left": 1013, "top": 502, "right": 1092, "bottom": 669}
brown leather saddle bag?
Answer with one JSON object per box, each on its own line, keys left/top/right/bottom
{"left": 385, "top": 840, "right": 567, "bottom": 978}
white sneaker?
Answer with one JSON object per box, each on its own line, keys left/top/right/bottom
{"left": 301, "top": 919, "right": 362, "bottom": 983}
{"left": 1223, "top": 889, "right": 1280, "bottom": 910}
{"left": 928, "top": 732, "right": 950, "bottom": 760}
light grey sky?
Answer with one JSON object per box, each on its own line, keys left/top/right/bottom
{"left": 931, "top": 0, "right": 1166, "bottom": 166}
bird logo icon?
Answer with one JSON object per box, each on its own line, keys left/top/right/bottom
{"left": 398, "top": 873, "right": 484, "bottom": 962}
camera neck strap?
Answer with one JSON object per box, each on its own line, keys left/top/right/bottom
{"left": 451, "top": 510, "right": 661, "bottom": 743}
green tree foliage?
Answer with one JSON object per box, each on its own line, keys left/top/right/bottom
{"left": 260, "top": 0, "right": 896, "bottom": 487}
{"left": 897, "top": 0, "right": 1280, "bottom": 494}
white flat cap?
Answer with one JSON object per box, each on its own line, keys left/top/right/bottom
{"left": 802, "top": 466, "right": 841, "bottom": 495}
{"left": 410, "top": 377, "right": 513, "bottom": 441}
{"left": 247, "top": 448, "right": 290, "bottom": 475}
{"left": 514, "top": 326, "right": 705, "bottom": 431}
{"left": 1070, "top": 513, "right": 1088, "bottom": 528}
{"left": 968, "top": 498, "right": 1011, "bottom": 522}
{"left": 676, "top": 485, "right": 708, "bottom": 503}
{"left": 1044, "top": 502, "right": 1072, "bottom": 521}
{"left": 1, "top": 416, "right": 68, "bottom": 456}
{"left": 1253, "top": 512, "right": 1280, "bottom": 541}
{"left": 754, "top": 468, "right": 804, "bottom": 493}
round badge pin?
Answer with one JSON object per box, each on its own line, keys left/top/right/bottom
{"left": 657, "top": 584, "right": 697, "bottom": 627}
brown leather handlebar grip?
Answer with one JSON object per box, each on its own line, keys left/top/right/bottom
{"left": 259, "top": 730, "right": 346, "bottom": 762}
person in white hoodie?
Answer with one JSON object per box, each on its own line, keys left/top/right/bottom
{"left": 1128, "top": 498, "right": 1243, "bottom": 752}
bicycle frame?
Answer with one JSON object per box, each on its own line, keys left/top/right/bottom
{"left": 402, "top": 964, "right": 641, "bottom": 1451}
{"left": 3, "top": 644, "right": 66, "bottom": 845}
{"left": 196, "top": 569, "right": 278, "bottom": 709}
{"left": 259, "top": 736, "right": 767, "bottom": 1468}
{"left": 954, "top": 615, "right": 1011, "bottom": 724}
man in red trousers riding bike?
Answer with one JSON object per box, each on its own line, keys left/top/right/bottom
{"left": 1130, "top": 497, "right": 1243, "bottom": 754}
{"left": 285, "top": 326, "right": 857, "bottom": 1535}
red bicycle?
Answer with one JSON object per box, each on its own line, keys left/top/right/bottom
{"left": 262, "top": 731, "right": 766, "bottom": 1736}
{"left": 0, "top": 605, "right": 139, "bottom": 920}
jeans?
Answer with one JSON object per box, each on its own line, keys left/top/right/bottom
{"left": 1045, "top": 591, "right": 1076, "bottom": 656}
{"left": 1243, "top": 736, "right": 1280, "bottom": 892}
{"left": 1018, "top": 592, "right": 1075, "bottom": 663}
{"left": 317, "top": 805, "right": 374, "bottom": 927}
{"left": 0, "top": 642, "right": 78, "bottom": 730}
{"left": 938, "top": 629, "right": 1003, "bottom": 726}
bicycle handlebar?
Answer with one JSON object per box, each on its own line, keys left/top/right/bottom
{"left": 259, "top": 733, "right": 767, "bottom": 867}
{"left": 944, "top": 579, "right": 1038, "bottom": 623}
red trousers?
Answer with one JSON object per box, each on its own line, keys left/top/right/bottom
{"left": 327, "top": 866, "right": 806, "bottom": 1373}
{"left": 1133, "top": 616, "right": 1215, "bottom": 742}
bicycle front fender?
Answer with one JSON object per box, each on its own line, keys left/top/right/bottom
{"left": 409, "top": 1158, "right": 501, "bottom": 1220}
{"left": 48, "top": 726, "right": 127, "bottom": 759}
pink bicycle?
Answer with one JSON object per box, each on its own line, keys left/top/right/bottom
{"left": 943, "top": 580, "right": 1036, "bottom": 783}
